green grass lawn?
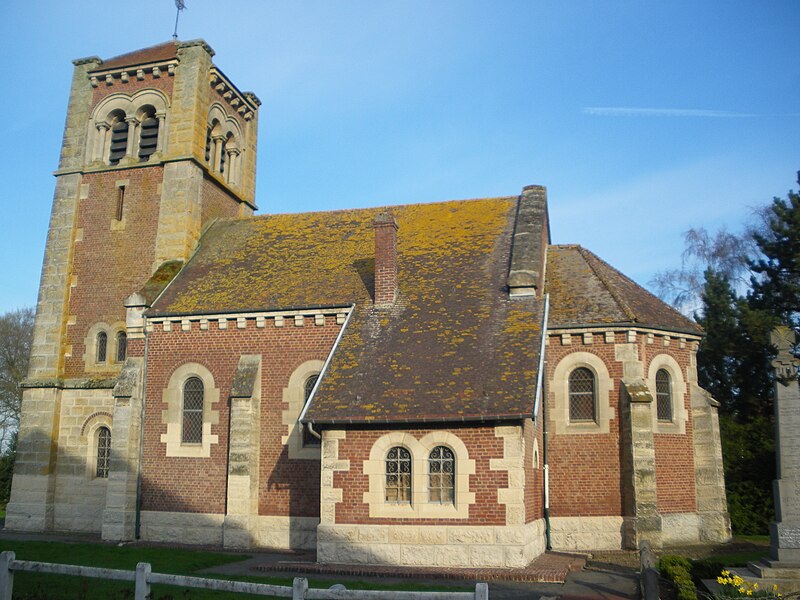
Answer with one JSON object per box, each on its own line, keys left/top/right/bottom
{"left": 0, "top": 540, "right": 470, "bottom": 599}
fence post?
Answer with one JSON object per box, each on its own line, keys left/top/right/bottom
{"left": 135, "top": 561, "right": 152, "bottom": 600}
{"left": 0, "top": 551, "right": 14, "bottom": 600}
{"left": 475, "top": 582, "right": 489, "bottom": 600}
{"left": 293, "top": 576, "right": 308, "bottom": 599}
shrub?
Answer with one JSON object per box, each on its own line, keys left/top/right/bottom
{"left": 660, "top": 555, "right": 697, "bottom": 600}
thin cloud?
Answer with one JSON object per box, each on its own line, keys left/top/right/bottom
{"left": 583, "top": 107, "right": 757, "bottom": 118}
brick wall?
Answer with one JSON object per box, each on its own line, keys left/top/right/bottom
{"left": 547, "top": 337, "right": 623, "bottom": 516}
{"left": 523, "top": 417, "right": 543, "bottom": 522}
{"left": 332, "top": 425, "right": 508, "bottom": 526}
{"left": 546, "top": 331, "right": 698, "bottom": 518}
{"left": 140, "top": 316, "right": 341, "bottom": 516}
{"left": 65, "top": 168, "right": 164, "bottom": 378}
{"left": 90, "top": 73, "right": 175, "bottom": 109}
{"left": 201, "top": 177, "right": 244, "bottom": 224}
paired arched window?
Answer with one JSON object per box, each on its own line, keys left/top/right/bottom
{"left": 428, "top": 446, "right": 455, "bottom": 504}
{"left": 384, "top": 445, "right": 456, "bottom": 505}
{"left": 205, "top": 110, "right": 242, "bottom": 186}
{"left": 569, "top": 367, "right": 596, "bottom": 422}
{"left": 182, "top": 377, "right": 204, "bottom": 444}
{"left": 95, "top": 426, "right": 111, "bottom": 478}
{"left": 96, "top": 332, "right": 108, "bottom": 363}
{"left": 385, "top": 446, "right": 412, "bottom": 503}
{"left": 655, "top": 369, "right": 673, "bottom": 422}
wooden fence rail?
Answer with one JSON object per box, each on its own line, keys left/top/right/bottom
{"left": 0, "top": 550, "right": 489, "bottom": 600}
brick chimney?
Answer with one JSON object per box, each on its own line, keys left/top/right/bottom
{"left": 373, "top": 212, "right": 398, "bottom": 306}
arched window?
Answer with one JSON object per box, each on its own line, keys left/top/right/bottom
{"left": 138, "top": 108, "right": 159, "bottom": 161}
{"left": 96, "top": 426, "right": 111, "bottom": 478}
{"left": 182, "top": 377, "right": 204, "bottom": 444}
{"left": 656, "top": 369, "right": 673, "bottom": 422}
{"left": 385, "top": 446, "right": 411, "bottom": 503}
{"left": 428, "top": 446, "right": 454, "bottom": 504}
{"left": 569, "top": 367, "right": 596, "bottom": 422}
{"left": 96, "top": 332, "right": 108, "bottom": 363}
{"left": 108, "top": 111, "right": 128, "bottom": 165}
{"left": 302, "top": 374, "right": 320, "bottom": 448}
{"left": 116, "top": 331, "right": 127, "bottom": 362}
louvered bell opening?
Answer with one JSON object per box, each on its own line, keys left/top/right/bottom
{"left": 205, "top": 129, "right": 211, "bottom": 162}
{"left": 109, "top": 121, "right": 128, "bottom": 164}
{"left": 138, "top": 117, "right": 159, "bottom": 161}
{"left": 219, "top": 140, "right": 227, "bottom": 174}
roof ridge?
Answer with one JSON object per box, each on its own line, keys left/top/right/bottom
{"left": 247, "top": 195, "right": 519, "bottom": 221}
{"left": 576, "top": 246, "right": 638, "bottom": 323}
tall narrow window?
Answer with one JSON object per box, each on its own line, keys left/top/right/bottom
{"left": 115, "top": 185, "right": 125, "bottom": 221}
{"left": 302, "top": 374, "right": 320, "bottom": 447}
{"left": 96, "top": 332, "right": 108, "bottom": 363}
{"left": 569, "top": 367, "right": 596, "bottom": 422}
{"left": 116, "top": 331, "right": 127, "bottom": 362}
{"left": 96, "top": 426, "right": 111, "bottom": 478}
{"left": 138, "top": 113, "right": 159, "bottom": 161}
{"left": 656, "top": 369, "right": 673, "bottom": 422}
{"left": 385, "top": 446, "right": 411, "bottom": 503}
{"left": 108, "top": 116, "right": 128, "bottom": 164}
{"left": 429, "top": 446, "right": 455, "bottom": 504}
{"left": 182, "top": 377, "right": 204, "bottom": 444}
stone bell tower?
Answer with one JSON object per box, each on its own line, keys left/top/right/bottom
{"left": 6, "top": 40, "right": 260, "bottom": 533}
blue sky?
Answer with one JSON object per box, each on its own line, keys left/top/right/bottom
{"left": 0, "top": 0, "right": 798, "bottom": 314}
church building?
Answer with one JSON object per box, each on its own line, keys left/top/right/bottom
{"left": 7, "top": 40, "right": 731, "bottom": 568}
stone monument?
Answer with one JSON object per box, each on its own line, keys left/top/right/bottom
{"left": 747, "top": 326, "right": 800, "bottom": 586}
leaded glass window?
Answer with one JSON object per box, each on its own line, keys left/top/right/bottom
{"left": 385, "top": 446, "right": 411, "bottom": 503}
{"left": 116, "top": 331, "right": 127, "bottom": 362}
{"left": 96, "top": 426, "right": 111, "bottom": 478}
{"left": 569, "top": 367, "right": 596, "bottom": 422}
{"left": 182, "top": 377, "right": 204, "bottom": 444}
{"left": 96, "top": 332, "right": 107, "bottom": 363}
{"left": 429, "top": 446, "right": 454, "bottom": 504}
{"left": 656, "top": 369, "right": 673, "bottom": 422}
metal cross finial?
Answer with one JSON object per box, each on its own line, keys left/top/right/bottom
{"left": 173, "top": 0, "right": 186, "bottom": 41}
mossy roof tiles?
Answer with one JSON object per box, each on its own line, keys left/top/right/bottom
{"left": 149, "top": 197, "right": 544, "bottom": 424}
{"left": 545, "top": 245, "right": 701, "bottom": 335}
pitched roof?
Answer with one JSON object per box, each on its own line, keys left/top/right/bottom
{"left": 149, "top": 197, "right": 544, "bottom": 424}
{"left": 545, "top": 245, "right": 701, "bottom": 335}
{"left": 91, "top": 41, "right": 178, "bottom": 71}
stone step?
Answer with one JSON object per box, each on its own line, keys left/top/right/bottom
{"left": 747, "top": 559, "right": 800, "bottom": 580}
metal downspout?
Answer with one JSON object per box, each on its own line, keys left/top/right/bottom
{"left": 534, "top": 294, "right": 552, "bottom": 550}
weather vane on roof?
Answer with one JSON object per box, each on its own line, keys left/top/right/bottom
{"left": 173, "top": 0, "right": 186, "bottom": 41}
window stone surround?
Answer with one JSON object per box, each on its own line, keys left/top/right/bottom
{"left": 551, "top": 351, "right": 614, "bottom": 435}
{"left": 281, "top": 359, "right": 325, "bottom": 460}
{"left": 362, "top": 431, "right": 476, "bottom": 520}
{"left": 160, "top": 362, "right": 220, "bottom": 458}
{"left": 647, "top": 353, "right": 688, "bottom": 434}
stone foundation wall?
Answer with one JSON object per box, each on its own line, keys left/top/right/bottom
{"left": 318, "top": 519, "right": 545, "bottom": 568}
{"left": 140, "top": 511, "right": 318, "bottom": 550}
{"left": 549, "top": 516, "right": 624, "bottom": 550}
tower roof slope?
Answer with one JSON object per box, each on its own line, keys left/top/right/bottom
{"left": 91, "top": 41, "right": 179, "bottom": 71}
{"left": 545, "top": 244, "right": 701, "bottom": 335}
{"left": 150, "top": 197, "right": 543, "bottom": 424}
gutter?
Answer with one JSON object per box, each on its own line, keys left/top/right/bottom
{"left": 299, "top": 304, "right": 355, "bottom": 440}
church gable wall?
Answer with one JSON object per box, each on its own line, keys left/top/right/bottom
{"left": 140, "top": 314, "right": 342, "bottom": 518}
